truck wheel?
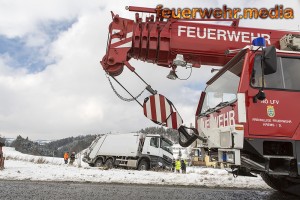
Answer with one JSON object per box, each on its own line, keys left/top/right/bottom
{"left": 138, "top": 160, "right": 149, "bottom": 170}
{"left": 104, "top": 158, "right": 114, "bottom": 169}
{"left": 95, "top": 158, "right": 103, "bottom": 167}
{"left": 261, "top": 173, "right": 300, "bottom": 196}
{"left": 260, "top": 173, "right": 285, "bottom": 191}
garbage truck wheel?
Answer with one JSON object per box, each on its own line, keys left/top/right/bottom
{"left": 95, "top": 158, "right": 104, "bottom": 167}
{"left": 138, "top": 160, "right": 149, "bottom": 170}
{"left": 104, "top": 158, "right": 114, "bottom": 169}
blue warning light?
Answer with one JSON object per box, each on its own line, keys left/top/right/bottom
{"left": 252, "top": 37, "right": 266, "bottom": 47}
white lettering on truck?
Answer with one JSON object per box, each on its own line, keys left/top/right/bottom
{"left": 178, "top": 26, "right": 271, "bottom": 45}
{"left": 200, "top": 110, "right": 235, "bottom": 129}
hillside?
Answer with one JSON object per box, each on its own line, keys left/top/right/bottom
{"left": 10, "top": 135, "right": 97, "bottom": 157}
{"left": 7, "top": 126, "right": 179, "bottom": 157}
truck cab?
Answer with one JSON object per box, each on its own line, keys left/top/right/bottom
{"left": 195, "top": 42, "right": 300, "bottom": 191}
{"left": 141, "top": 134, "right": 173, "bottom": 169}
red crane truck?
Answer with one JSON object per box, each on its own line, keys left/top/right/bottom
{"left": 100, "top": 6, "right": 300, "bottom": 193}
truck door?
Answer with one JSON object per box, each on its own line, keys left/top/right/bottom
{"left": 247, "top": 55, "right": 300, "bottom": 138}
{"left": 143, "top": 137, "right": 161, "bottom": 157}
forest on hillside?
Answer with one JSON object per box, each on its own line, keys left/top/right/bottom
{"left": 5, "top": 126, "right": 179, "bottom": 157}
{"left": 10, "top": 135, "right": 97, "bottom": 157}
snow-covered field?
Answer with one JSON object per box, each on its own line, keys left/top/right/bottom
{"left": 0, "top": 147, "right": 270, "bottom": 189}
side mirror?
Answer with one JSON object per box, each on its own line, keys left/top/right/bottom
{"left": 262, "top": 46, "right": 277, "bottom": 75}
{"left": 253, "top": 89, "right": 266, "bottom": 103}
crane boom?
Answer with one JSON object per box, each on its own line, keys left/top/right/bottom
{"left": 101, "top": 6, "right": 291, "bottom": 76}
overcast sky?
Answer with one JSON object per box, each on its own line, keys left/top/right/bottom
{"left": 0, "top": 0, "right": 299, "bottom": 140}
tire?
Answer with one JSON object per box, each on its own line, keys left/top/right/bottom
{"left": 94, "top": 158, "right": 104, "bottom": 167}
{"left": 260, "top": 173, "right": 286, "bottom": 191}
{"left": 138, "top": 160, "right": 149, "bottom": 170}
{"left": 104, "top": 158, "right": 114, "bottom": 169}
{"left": 261, "top": 173, "right": 300, "bottom": 196}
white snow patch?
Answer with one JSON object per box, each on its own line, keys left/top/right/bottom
{"left": 1, "top": 147, "right": 270, "bottom": 189}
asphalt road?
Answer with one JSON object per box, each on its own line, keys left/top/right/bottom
{"left": 0, "top": 180, "right": 298, "bottom": 200}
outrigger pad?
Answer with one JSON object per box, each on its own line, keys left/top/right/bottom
{"left": 143, "top": 94, "right": 183, "bottom": 129}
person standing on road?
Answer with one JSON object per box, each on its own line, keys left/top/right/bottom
{"left": 172, "top": 159, "right": 175, "bottom": 172}
{"left": 175, "top": 159, "right": 181, "bottom": 173}
{"left": 64, "top": 152, "right": 69, "bottom": 164}
{"left": 69, "top": 152, "right": 76, "bottom": 165}
{"left": 181, "top": 159, "right": 186, "bottom": 174}
{"left": 0, "top": 140, "right": 4, "bottom": 170}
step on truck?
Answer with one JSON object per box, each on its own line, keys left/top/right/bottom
{"left": 83, "top": 133, "right": 173, "bottom": 170}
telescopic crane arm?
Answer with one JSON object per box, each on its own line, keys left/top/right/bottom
{"left": 101, "top": 6, "right": 290, "bottom": 77}
{"left": 100, "top": 6, "right": 292, "bottom": 146}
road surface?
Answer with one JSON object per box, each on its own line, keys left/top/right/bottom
{"left": 0, "top": 180, "right": 297, "bottom": 200}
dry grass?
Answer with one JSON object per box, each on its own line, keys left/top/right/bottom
{"left": 4, "top": 152, "right": 82, "bottom": 168}
{"left": 4, "top": 155, "right": 48, "bottom": 164}
{"left": 35, "top": 157, "right": 48, "bottom": 164}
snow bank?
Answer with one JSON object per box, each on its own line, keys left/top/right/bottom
{"left": 0, "top": 147, "right": 270, "bottom": 189}
{"left": 3, "top": 147, "right": 88, "bottom": 167}
{"left": 3, "top": 147, "right": 63, "bottom": 165}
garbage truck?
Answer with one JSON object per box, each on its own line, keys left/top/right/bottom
{"left": 83, "top": 133, "right": 173, "bottom": 170}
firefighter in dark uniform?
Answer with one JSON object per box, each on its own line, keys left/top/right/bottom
{"left": 181, "top": 159, "right": 187, "bottom": 174}
{"left": 69, "top": 152, "right": 76, "bottom": 165}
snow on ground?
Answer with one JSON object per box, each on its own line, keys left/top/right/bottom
{"left": 0, "top": 147, "right": 270, "bottom": 189}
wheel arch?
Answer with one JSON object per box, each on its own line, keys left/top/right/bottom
{"left": 138, "top": 156, "right": 151, "bottom": 168}
{"left": 104, "top": 156, "right": 116, "bottom": 163}
{"left": 93, "top": 155, "right": 105, "bottom": 164}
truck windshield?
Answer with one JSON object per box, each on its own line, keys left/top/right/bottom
{"left": 251, "top": 55, "right": 300, "bottom": 90}
{"left": 161, "top": 138, "right": 173, "bottom": 154}
{"left": 201, "top": 58, "right": 244, "bottom": 114}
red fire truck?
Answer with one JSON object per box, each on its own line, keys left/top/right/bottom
{"left": 100, "top": 6, "right": 300, "bottom": 193}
